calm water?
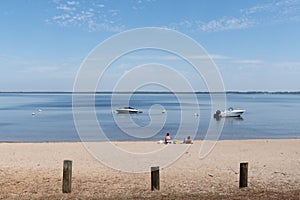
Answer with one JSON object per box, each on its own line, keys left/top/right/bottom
{"left": 0, "top": 93, "right": 299, "bottom": 142}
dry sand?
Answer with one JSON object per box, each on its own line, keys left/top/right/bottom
{"left": 0, "top": 139, "right": 299, "bottom": 199}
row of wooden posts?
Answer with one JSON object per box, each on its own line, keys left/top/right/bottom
{"left": 62, "top": 160, "right": 248, "bottom": 193}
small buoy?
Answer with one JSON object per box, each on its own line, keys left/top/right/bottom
{"left": 162, "top": 109, "right": 166, "bottom": 114}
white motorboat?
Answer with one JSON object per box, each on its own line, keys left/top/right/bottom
{"left": 116, "top": 107, "right": 142, "bottom": 114}
{"left": 214, "top": 107, "right": 245, "bottom": 118}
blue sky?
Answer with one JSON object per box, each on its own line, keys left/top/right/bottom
{"left": 1, "top": 0, "right": 300, "bottom": 91}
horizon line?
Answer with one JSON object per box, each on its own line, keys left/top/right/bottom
{"left": 1, "top": 91, "right": 300, "bottom": 94}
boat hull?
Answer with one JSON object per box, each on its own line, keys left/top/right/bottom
{"left": 115, "top": 107, "right": 142, "bottom": 114}
{"left": 116, "top": 109, "right": 140, "bottom": 114}
{"left": 220, "top": 110, "right": 245, "bottom": 117}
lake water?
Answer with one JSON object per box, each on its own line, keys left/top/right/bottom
{"left": 0, "top": 93, "right": 299, "bottom": 142}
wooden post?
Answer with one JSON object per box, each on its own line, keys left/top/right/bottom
{"left": 151, "top": 166, "right": 160, "bottom": 190}
{"left": 62, "top": 160, "right": 72, "bottom": 193}
{"left": 239, "top": 162, "right": 248, "bottom": 188}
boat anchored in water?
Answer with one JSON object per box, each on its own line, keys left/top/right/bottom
{"left": 214, "top": 107, "right": 245, "bottom": 118}
{"left": 116, "top": 107, "right": 142, "bottom": 114}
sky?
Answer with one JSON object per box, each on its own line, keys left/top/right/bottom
{"left": 1, "top": 0, "right": 300, "bottom": 92}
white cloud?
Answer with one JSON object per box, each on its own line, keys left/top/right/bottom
{"left": 168, "top": 0, "right": 300, "bottom": 33}
{"left": 56, "top": 4, "right": 76, "bottom": 11}
{"left": 198, "top": 17, "right": 254, "bottom": 32}
{"left": 240, "top": 0, "right": 300, "bottom": 23}
{"left": 49, "top": 0, "right": 157, "bottom": 32}
{"left": 241, "top": 0, "right": 300, "bottom": 15}
{"left": 49, "top": 0, "right": 124, "bottom": 32}
{"left": 67, "top": 1, "right": 79, "bottom": 5}
{"left": 97, "top": 4, "right": 105, "bottom": 8}
{"left": 168, "top": 17, "right": 254, "bottom": 33}
{"left": 240, "top": 4, "right": 271, "bottom": 15}
{"left": 53, "top": 14, "right": 70, "bottom": 21}
{"left": 49, "top": 0, "right": 300, "bottom": 33}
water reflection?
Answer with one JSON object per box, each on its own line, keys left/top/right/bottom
{"left": 214, "top": 116, "right": 243, "bottom": 121}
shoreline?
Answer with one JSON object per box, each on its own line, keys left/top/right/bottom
{"left": 0, "top": 137, "right": 299, "bottom": 143}
{"left": 0, "top": 139, "right": 299, "bottom": 199}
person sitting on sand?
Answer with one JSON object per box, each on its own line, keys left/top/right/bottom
{"left": 165, "top": 133, "right": 171, "bottom": 144}
{"left": 184, "top": 136, "right": 193, "bottom": 144}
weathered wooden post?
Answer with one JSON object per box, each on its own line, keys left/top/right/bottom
{"left": 239, "top": 162, "right": 248, "bottom": 188}
{"left": 151, "top": 166, "right": 160, "bottom": 190}
{"left": 62, "top": 160, "right": 72, "bottom": 193}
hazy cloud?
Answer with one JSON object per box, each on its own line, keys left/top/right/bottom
{"left": 188, "top": 54, "right": 231, "bottom": 60}
{"left": 124, "top": 54, "right": 230, "bottom": 61}
{"left": 19, "top": 66, "right": 59, "bottom": 73}
{"left": 272, "top": 61, "right": 300, "bottom": 70}
{"left": 233, "top": 59, "right": 264, "bottom": 65}
{"left": 131, "top": 0, "right": 156, "bottom": 10}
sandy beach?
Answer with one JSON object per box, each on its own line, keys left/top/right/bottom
{"left": 0, "top": 139, "right": 299, "bottom": 199}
